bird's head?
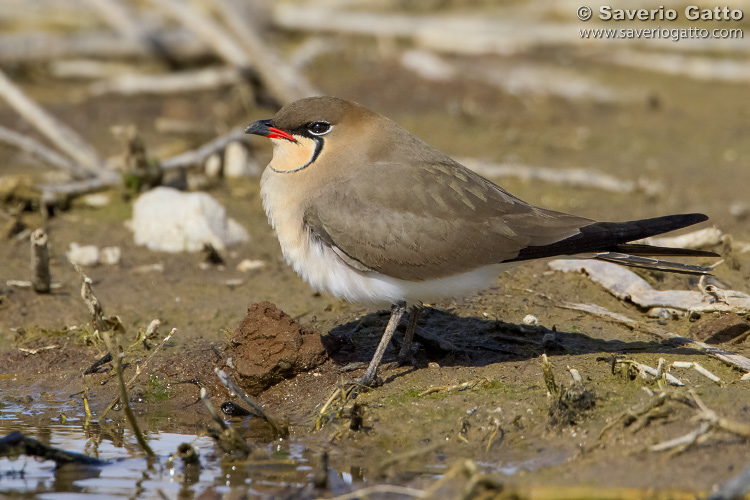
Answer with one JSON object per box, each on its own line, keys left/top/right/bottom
{"left": 245, "top": 96, "right": 376, "bottom": 174}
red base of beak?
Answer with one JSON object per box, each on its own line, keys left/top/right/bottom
{"left": 267, "top": 127, "right": 297, "bottom": 142}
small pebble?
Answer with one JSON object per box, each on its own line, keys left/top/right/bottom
{"left": 522, "top": 314, "right": 538, "bottom": 326}
{"left": 81, "top": 193, "right": 110, "bottom": 207}
{"left": 67, "top": 243, "right": 99, "bottom": 266}
{"left": 204, "top": 152, "right": 222, "bottom": 178}
{"left": 100, "top": 246, "right": 121, "bottom": 265}
{"left": 224, "top": 142, "right": 263, "bottom": 177}
{"left": 730, "top": 201, "right": 750, "bottom": 221}
{"left": 237, "top": 259, "right": 266, "bottom": 272}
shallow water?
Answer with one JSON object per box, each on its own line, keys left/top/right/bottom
{"left": 0, "top": 396, "right": 570, "bottom": 499}
{"left": 0, "top": 395, "right": 313, "bottom": 499}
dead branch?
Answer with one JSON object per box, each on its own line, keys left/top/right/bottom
{"left": 418, "top": 378, "right": 495, "bottom": 397}
{"left": 199, "top": 387, "right": 253, "bottom": 458}
{"left": 460, "top": 158, "right": 662, "bottom": 196}
{"left": 671, "top": 361, "right": 722, "bottom": 385}
{"left": 30, "top": 228, "right": 50, "bottom": 294}
{"left": 49, "top": 60, "right": 137, "bottom": 80}
{"left": 155, "top": 118, "right": 214, "bottom": 136}
{"left": 548, "top": 259, "right": 748, "bottom": 314}
{"left": 609, "top": 50, "right": 750, "bottom": 84}
{"left": 0, "top": 30, "right": 209, "bottom": 64}
{"left": 0, "top": 0, "right": 99, "bottom": 29}
{"left": 37, "top": 127, "right": 249, "bottom": 203}
{"left": 0, "top": 125, "right": 86, "bottom": 177}
{"left": 606, "top": 357, "right": 684, "bottom": 386}
{"left": 558, "top": 301, "right": 750, "bottom": 373}
{"left": 38, "top": 172, "right": 120, "bottom": 207}
{"left": 102, "top": 331, "right": 155, "bottom": 457}
{"left": 650, "top": 388, "right": 750, "bottom": 453}
{"left": 150, "top": 0, "right": 249, "bottom": 67}
{"left": 214, "top": 368, "right": 289, "bottom": 438}
{"left": 89, "top": 67, "right": 242, "bottom": 96}
{"left": 160, "top": 127, "right": 247, "bottom": 171}
{"left": 100, "top": 327, "right": 175, "bottom": 421}
{"left": 82, "top": 0, "right": 150, "bottom": 46}
{"left": 598, "top": 392, "right": 670, "bottom": 442}
{"left": 270, "top": 5, "right": 750, "bottom": 57}
{"left": 213, "top": 0, "right": 319, "bottom": 104}
{"left": 72, "top": 263, "right": 124, "bottom": 335}
{"left": 0, "top": 69, "right": 102, "bottom": 175}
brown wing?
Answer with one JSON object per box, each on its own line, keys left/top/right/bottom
{"left": 303, "top": 159, "right": 592, "bottom": 281}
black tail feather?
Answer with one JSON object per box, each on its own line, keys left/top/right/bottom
{"left": 595, "top": 253, "right": 714, "bottom": 275}
{"left": 610, "top": 243, "right": 718, "bottom": 258}
{"left": 511, "top": 213, "right": 717, "bottom": 262}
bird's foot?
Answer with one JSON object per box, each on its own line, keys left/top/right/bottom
{"left": 396, "top": 347, "right": 416, "bottom": 367}
{"left": 356, "top": 372, "right": 383, "bottom": 388}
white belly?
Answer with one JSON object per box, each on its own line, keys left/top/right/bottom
{"left": 261, "top": 169, "right": 510, "bottom": 306}
{"left": 291, "top": 238, "right": 508, "bottom": 306}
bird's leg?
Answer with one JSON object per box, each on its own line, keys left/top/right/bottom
{"left": 398, "top": 304, "right": 422, "bottom": 362}
{"left": 358, "top": 301, "right": 406, "bottom": 386}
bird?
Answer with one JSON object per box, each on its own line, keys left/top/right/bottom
{"left": 245, "top": 96, "right": 717, "bottom": 386}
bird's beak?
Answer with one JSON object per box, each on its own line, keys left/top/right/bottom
{"left": 245, "top": 119, "right": 297, "bottom": 142}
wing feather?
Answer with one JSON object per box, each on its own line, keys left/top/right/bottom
{"left": 303, "top": 159, "right": 591, "bottom": 281}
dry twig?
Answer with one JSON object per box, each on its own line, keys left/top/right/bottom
{"left": 214, "top": 368, "right": 289, "bottom": 438}
{"left": 213, "top": 0, "right": 319, "bottom": 104}
{"left": 102, "top": 331, "right": 155, "bottom": 457}
{"left": 90, "top": 67, "right": 242, "bottom": 96}
{"left": 418, "top": 378, "right": 494, "bottom": 397}
{"left": 160, "top": 127, "right": 247, "bottom": 171}
{"left": 151, "top": 0, "right": 248, "bottom": 67}
{"left": 462, "top": 158, "right": 662, "bottom": 195}
{"left": 0, "top": 68, "right": 102, "bottom": 175}
{"left": 199, "top": 387, "right": 253, "bottom": 458}
{"left": 650, "top": 388, "right": 750, "bottom": 454}
{"left": 73, "top": 263, "right": 124, "bottom": 335}
{"left": 557, "top": 301, "right": 750, "bottom": 373}
{"left": 0, "top": 125, "right": 83, "bottom": 176}
{"left": 0, "top": 30, "right": 208, "bottom": 63}
{"left": 100, "top": 327, "right": 175, "bottom": 421}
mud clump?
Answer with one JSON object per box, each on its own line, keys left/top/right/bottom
{"left": 542, "top": 355, "right": 595, "bottom": 429}
{"left": 548, "top": 382, "right": 596, "bottom": 428}
{"left": 229, "top": 301, "right": 327, "bottom": 395}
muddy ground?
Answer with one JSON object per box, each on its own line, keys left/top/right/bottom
{"left": 2, "top": 31, "right": 750, "bottom": 497}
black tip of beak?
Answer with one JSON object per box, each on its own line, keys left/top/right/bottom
{"left": 245, "top": 119, "right": 272, "bottom": 136}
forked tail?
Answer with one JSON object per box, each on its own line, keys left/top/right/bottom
{"left": 512, "top": 213, "right": 719, "bottom": 275}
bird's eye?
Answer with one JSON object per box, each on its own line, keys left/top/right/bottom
{"left": 307, "top": 121, "right": 331, "bottom": 136}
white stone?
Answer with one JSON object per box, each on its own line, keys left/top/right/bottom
{"left": 81, "top": 193, "right": 111, "bottom": 207}
{"left": 67, "top": 243, "right": 99, "bottom": 266}
{"left": 129, "top": 187, "right": 249, "bottom": 252}
{"left": 522, "top": 314, "right": 538, "bottom": 326}
{"left": 204, "top": 152, "right": 222, "bottom": 178}
{"left": 100, "top": 246, "right": 121, "bottom": 265}
{"left": 224, "top": 142, "right": 263, "bottom": 177}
